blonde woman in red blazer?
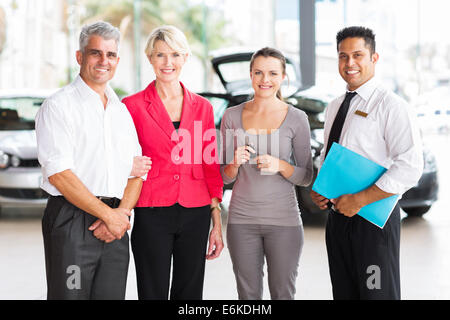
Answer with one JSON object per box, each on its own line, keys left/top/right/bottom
{"left": 122, "top": 25, "right": 224, "bottom": 300}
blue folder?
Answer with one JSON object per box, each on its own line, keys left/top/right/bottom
{"left": 312, "top": 142, "right": 398, "bottom": 229}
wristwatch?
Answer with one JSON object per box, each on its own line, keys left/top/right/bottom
{"left": 210, "top": 206, "right": 221, "bottom": 213}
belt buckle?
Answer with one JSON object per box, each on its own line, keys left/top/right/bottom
{"left": 97, "top": 196, "right": 120, "bottom": 208}
{"left": 97, "top": 196, "right": 114, "bottom": 202}
{"left": 97, "top": 196, "right": 110, "bottom": 200}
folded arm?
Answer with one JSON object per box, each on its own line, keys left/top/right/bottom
{"left": 332, "top": 101, "right": 423, "bottom": 217}
{"left": 331, "top": 184, "right": 395, "bottom": 217}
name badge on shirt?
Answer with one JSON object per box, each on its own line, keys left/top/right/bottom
{"left": 355, "top": 110, "right": 368, "bottom": 118}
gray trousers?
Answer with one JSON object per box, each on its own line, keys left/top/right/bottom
{"left": 226, "top": 224, "right": 304, "bottom": 300}
{"left": 42, "top": 196, "right": 129, "bottom": 300}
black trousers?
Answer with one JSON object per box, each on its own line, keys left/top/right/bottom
{"left": 42, "top": 196, "right": 129, "bottom": 300}
{"left": 131, "top": 204, "right": 211, "bottom": 300}
{"left": 325, "top": 205, "right": 401, "bottom": 300}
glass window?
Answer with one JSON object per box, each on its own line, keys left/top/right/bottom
{"left": 0, "top": 97, "right": 44, "bottom": 130}
{"left": 218, "top": 61, "right": 250, "bottom": 85}
{"left": 203, "top": 96, "right": 229, "bottom": 127}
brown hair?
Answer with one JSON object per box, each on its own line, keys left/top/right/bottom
{"left": 249, "top": 47, "right": 286, "bottom": 101}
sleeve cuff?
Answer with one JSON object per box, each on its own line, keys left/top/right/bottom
{"left": 43, "top": 158, "right": 74, "bottom": 178}
{"left": 209, "top": 186, "right": 223, "bottom": 203}
{"left": 375, "top": 174, "right": 407, "bottom": 195}
{"left": 220, "top": 166, "right": 236, "bottom": 185}
{"left": 285, "top": 166, "right": 313, "bottom": 187}
{"left": 129, "top": 173, "right": 147, "bottom": 181}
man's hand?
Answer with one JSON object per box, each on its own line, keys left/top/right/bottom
{"left": 310, "top": 190, "right": 330, "bottom": 210}
{"left": 90, "top": 177, "right": 142, "bottom": 242}
{"left": 89, "top": 220, "right": 116, "bottom": 243}
{"left": 131, "top": 156, "right": 151, "bottom": 177}
{"left": 102, "top": 208, "right": 132, "bottom": 239}
{"left": 331, "top": 194, "right": 363, "bottom": 217}
{"left": 330, "top": 185, "right": 395, "bottom": 218}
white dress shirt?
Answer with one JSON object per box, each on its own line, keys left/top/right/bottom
{"left": 319, "top": 77, "right": 423, "bottom": 195}
{"left": 36, "top": 75, "right": 143, "bottom": 199}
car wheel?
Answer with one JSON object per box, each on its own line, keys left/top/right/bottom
{"left": 402, "top": 205, "right": 431, "bottom": 217}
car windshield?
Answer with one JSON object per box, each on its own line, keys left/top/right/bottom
{"left": 0, "top": 97, "right": 44, "bottom": 130}
{"left": 218, "top": 61, "right": 250, "bottom": 84}
{"left": 203, "top": 96, "right": 229, "bottom": 127}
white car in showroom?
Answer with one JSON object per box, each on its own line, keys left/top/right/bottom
{"left": 0, "top": 90, "right": 56, "bottom": 213}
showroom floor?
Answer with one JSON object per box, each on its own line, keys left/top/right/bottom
{"left": 1, "top": 134, "right": 449, "bottom": 300}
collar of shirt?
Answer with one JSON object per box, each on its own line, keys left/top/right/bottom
{"left": 73, "top": 74, "right": 120, "bottom": 111}
{"left": 347, "top": 77, "right": 380, "bottom": 102}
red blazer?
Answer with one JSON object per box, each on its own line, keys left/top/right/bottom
{"left": 122, "top": 81, "right": 223, "bottom": 208}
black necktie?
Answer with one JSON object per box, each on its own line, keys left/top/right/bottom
{"left": 325, "top": 91, "right": 357, "bottom": 158}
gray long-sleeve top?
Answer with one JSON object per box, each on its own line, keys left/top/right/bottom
{"left": 220, "top": 103, "right": 314, "bottom": 226}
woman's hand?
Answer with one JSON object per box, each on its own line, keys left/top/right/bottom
{"left": 233, "top": 145, "right": 256, "bottom": 168}
{"left": 207, "top": 201, "right": 223, "bottom": 260}
{"left": 206, "top": 216, "right": 224, "bottom": 260}
{"left": 255, "top": 154, "right": 281, "bottom": 174}
{"left": 131, "top": 156, "right": 152, "bottom": 177}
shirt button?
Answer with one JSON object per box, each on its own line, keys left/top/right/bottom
{"left": 174, "top": 174, "right": 180, "bottom": 181}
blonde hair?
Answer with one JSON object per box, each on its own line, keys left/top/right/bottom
{"left": 145, "top": 25, "right": 191, "bottom": 57}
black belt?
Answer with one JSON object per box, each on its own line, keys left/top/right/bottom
{"left": 96, "top": 196, "right": 121, "bottom": 208}
{"left": 50, "top": 195, "right": 120, "bottom": 208}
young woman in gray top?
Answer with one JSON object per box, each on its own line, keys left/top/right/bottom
{"left": 220, "top": 47, "right": 314, "bottom": 300}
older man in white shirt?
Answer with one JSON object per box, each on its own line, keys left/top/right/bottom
{"left": 36, "top": 21, "right": 148, "bottom": 300}
{"left": 311, "top": 26, "right": 423, "bottom": 300}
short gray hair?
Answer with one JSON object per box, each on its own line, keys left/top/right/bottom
{"left": 79, "top": 21, "right": 120, "bottom": 53}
